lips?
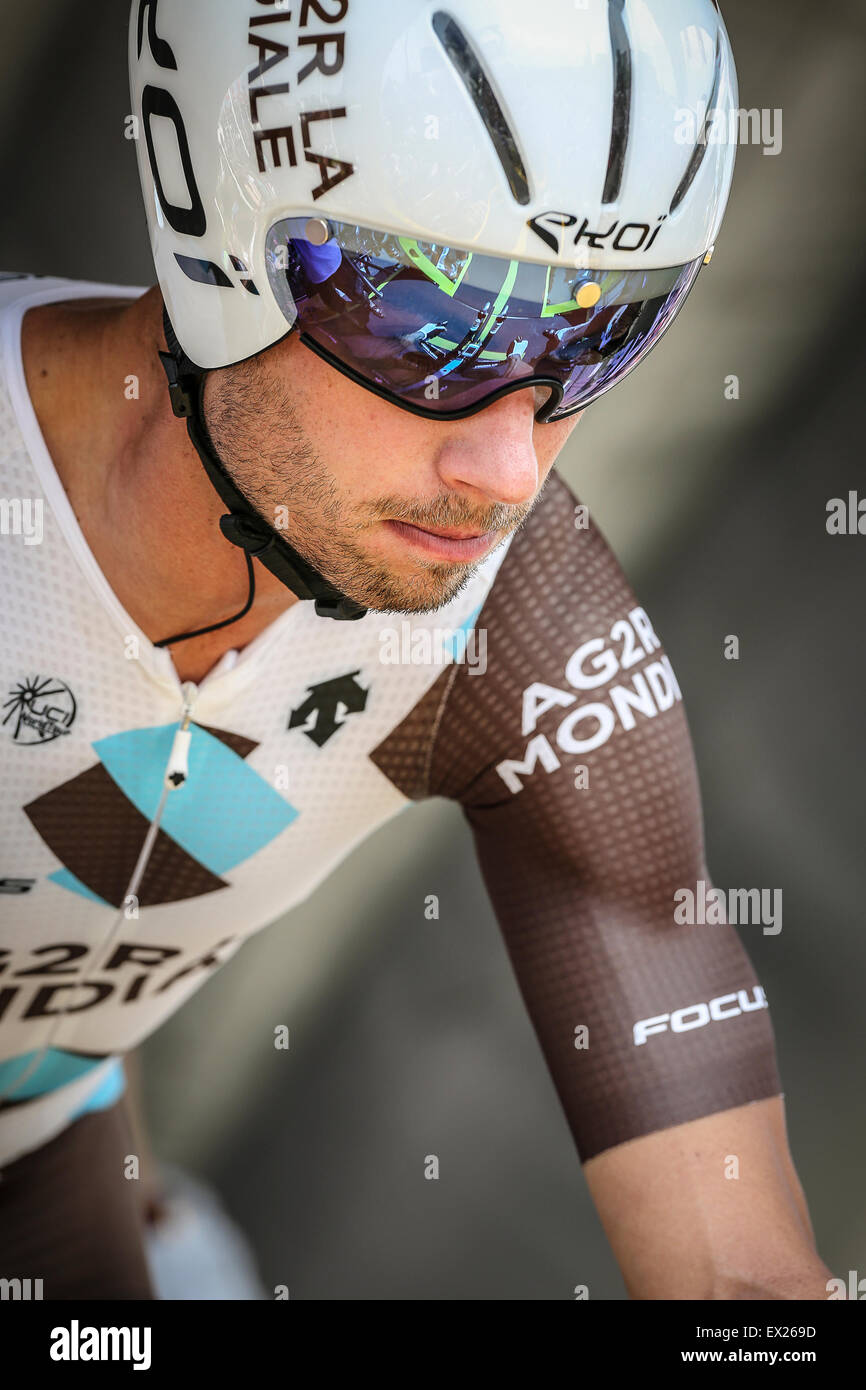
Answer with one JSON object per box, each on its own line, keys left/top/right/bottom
{"left": 414, "top": 525, "right": 487, "bottom": 539}
{"left": 382, "top": 519, "right": 499, "bottom": 562}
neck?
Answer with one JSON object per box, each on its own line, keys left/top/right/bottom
{"left": 22, "top": 286, "right": 298, "bottom": 682}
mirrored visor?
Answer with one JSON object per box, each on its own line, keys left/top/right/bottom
{"left": 265, "top": 216, "right": 704, "bottom": 420}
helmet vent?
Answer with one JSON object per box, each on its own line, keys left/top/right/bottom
{"left": 602, "top": 0, "right": 632, "bottom": 205}
{"left": 669, "top": 29, "right": 723, "bottom": 213}
{"left": 174, "top": 254, "right": 232, "bottom": 288}
{"left": 432, "top": 10, "right": 530, "bottom": 207}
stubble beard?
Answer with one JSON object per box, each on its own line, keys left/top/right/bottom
{"left": 203, "top": 364, "right": 490, "bottom": 615}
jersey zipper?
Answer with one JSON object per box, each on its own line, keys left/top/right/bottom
{"left": 0, "top": 683, "right": 200, "bottom": 1104}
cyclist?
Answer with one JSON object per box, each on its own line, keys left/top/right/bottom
{"left": 0, "top": 0, "right": 831, "bottom": 1298}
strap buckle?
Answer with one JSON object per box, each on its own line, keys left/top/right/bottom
{"left": 157, "top": 350, "right": 196, "bottom": 419}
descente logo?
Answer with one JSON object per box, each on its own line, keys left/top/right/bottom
{"left": 49, "top": 1320, "right": 151, "bottom": 1371}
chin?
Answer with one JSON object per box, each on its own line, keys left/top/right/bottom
{"left": 319, "top": 538, "right": 477, "bottom": 615}
{"left": 358, "top": 569, "right": 473, "bottom": 616}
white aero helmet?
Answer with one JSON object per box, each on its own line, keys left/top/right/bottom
{"left": 128, "top": 0, "right": 737, "bottom": 626}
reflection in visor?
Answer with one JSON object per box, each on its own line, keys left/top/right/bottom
{"left": 265, "top": 218, "right": 704, "bottom": 420}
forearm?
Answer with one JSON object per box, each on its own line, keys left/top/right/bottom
{"left": 708, "top": 1263, "right": 833, "bottom": 1301}
{"left": 643, "top": 1213, "right": 832, "bottom": 1301}
{"left": 617, "top": 1223, "right": 832, "bottom": 1301}
{"left": 704, "top": 1107, "right": 831, "bottom": 1299}
{"left": 585, "top": 1097, "right": 831, "bottom": 1302}
{"left": 616, "top": 1225, "right": 831, "bottom": 1301}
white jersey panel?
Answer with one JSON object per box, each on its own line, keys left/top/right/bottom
{"left": 0, "top": 274, "right": 513, "bottom": 1162}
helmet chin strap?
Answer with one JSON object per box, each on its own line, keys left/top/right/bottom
{"left": 154, "top": 304, "right": 367, "bottom": 647}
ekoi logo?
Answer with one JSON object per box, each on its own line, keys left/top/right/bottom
{"left": 527, "top": 210, "right": 667, "bottom": 256}
{"left": 2, "top": 675, "right": 76, "bottom": 745}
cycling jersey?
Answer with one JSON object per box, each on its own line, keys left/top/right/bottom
{"left": 0, "top": 274, "right": 782, "bottom": 1168}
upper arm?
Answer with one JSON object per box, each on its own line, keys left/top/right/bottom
{"left": 424, "top": 475, "right": 783, "bottom": 1162}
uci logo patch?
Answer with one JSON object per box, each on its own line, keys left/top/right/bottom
{"left": 2, "top": 675, "right": 77, "bottom": 744}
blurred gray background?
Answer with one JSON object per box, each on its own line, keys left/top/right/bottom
{"left": 2, "top": 0, "right": 864, "bottom": 1299}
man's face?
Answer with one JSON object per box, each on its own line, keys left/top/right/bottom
{"left": 204, "top": 330, "right": 581, "bottom": 614}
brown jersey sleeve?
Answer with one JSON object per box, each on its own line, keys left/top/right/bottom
{"left": 370, "top": 468, "right": 783, "bottom": 1163}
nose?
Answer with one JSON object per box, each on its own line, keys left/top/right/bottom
{"left": 434, "top": 383, "right": 545, "bottom": 508}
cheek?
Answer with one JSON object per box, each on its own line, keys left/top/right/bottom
{"left": 279, "top": 339, "right": 411, "bottom": 481}
{"left": 535, "top": 413, "right": 582, "bottom": 465}
{"left": 322, "top": 404, "right": 413, "bottom": 496}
